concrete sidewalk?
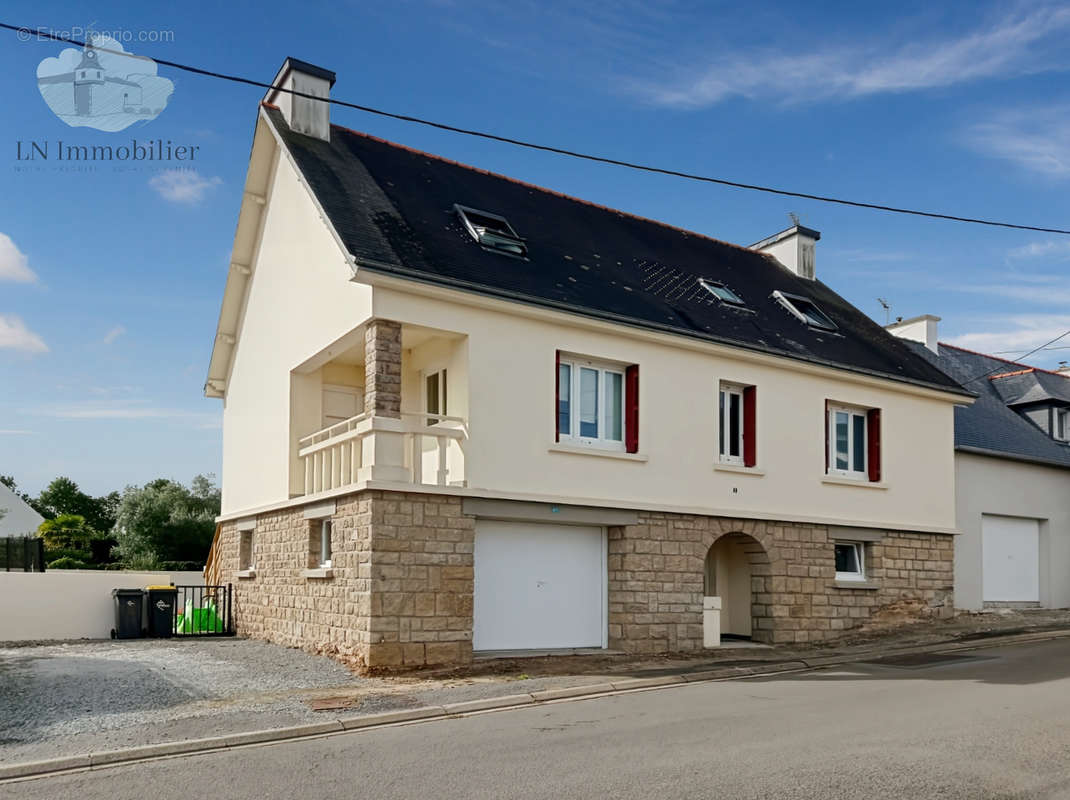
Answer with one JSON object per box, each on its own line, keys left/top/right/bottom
{"left": 3, "top": 620, "right": 1070, "bottom": 783}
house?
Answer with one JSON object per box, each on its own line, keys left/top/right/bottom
{"left": 204, "top": 58, "right": 971, "bottom": 668}
{"left": 0, "top": 482, "right": 44, "bottom": 538}
{"left": 888, "top": 317, "right": 1070, "bottom": 610}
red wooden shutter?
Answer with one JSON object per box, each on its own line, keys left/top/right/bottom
{"left": 625, "top": 364, "right": 639, "bottom": 453}
{"left": 555, "top": 350, "right": 561, "bottom": 442}
{"left": 824, "top": 399, "right": 830, "bottom": 473}
{"left": 743, "top": 386, "right": 757, "bottom": 467}
{"left": 867, "top": 408, "right": 882, "bottom": 482}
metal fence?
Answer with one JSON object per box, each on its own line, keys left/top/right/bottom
{"left": 1, "top": 536, "right": 46, "bottom": 572}
{"left": 173, "top": 584, "right": 233, "bottom": 636}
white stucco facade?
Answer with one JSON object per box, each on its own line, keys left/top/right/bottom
{"left": 954, "top": 452, "right": 1070, "bottom": 610}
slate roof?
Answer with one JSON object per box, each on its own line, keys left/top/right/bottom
{"left": 905, "top": 341, "right": 1070, "bottom": 469}
{"left": 989, "top": 368, "right": 1070, "bottom": 407}
{"left": 264, "top": 106, "right": 967, "bottom": 396}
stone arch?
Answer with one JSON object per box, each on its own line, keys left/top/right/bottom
{"left": 703, "top": 529, "right": 775, "bottom": 644}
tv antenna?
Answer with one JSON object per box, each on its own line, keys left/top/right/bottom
{"left": 877, "top": 298, "right": 891, "bottom": 325}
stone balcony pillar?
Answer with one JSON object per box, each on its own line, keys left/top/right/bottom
{"left": 364, "top": 319, "right": 402, "bottom": 418}
{"left": 360, "top": 319, "right": 409, "bottom": 482}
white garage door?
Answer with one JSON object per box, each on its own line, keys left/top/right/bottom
{"left": 982, "top": 515, "right": 1040, "bottom": 603}
{"left": 473, "top": 521, "right": 605, "bottom": 651}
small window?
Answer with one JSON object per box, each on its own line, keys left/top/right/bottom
{"left": 719, "top": 384, "right": 744, "bottom": 464}
{"left": 773, "top": 290, "right": 837, "bottom": 331}
{"left": 425, "top": 369, "right": 447, "bottom": 425}
{"left": 455, "top": 205, "right": 527, "bottom": 258}
{"left": 700, "top": 279, "right": 745, "bottom": 306}
{"left": 1056, "top": 408, "right": 1068, "bottom": 442}
{"left": 239, "top": 529, "right": 255, "bottom": 571}
{"left": 310, "top": 519, "right": 333, "bottom": 569}
{"left": 828, "top": 404, "right": 867, "bottom": 478}
{"left": 558, "top": 356, "right": 627, "bottom": 451}
{"left": 834, "top": 542, "right": 865, "bottom": 581}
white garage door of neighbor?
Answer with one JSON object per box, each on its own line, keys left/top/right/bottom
{"left": 982, "top": 515, "right": 1040, "bottom": 603}
{"left": 473, "top": 521, "right": 605, "bottom": 651}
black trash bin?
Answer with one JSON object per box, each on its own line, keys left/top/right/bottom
{"left": 111, "top": 588, "right": 144, "bottom": 639}
{"left": 145, "top": 585, "right": 178, "bottom": 638}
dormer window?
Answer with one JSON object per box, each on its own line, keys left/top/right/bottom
{"left": 700, "top": 279, "right": 745, "bottom": 306}
{"left": 1057, "top": 408, "right": 1068, "bottom": 442}
{"left": 772, "top": 290, "right": 837, "bottom": 332}
{"left": 455, "top": 205, "right": 527, "bottom": 258}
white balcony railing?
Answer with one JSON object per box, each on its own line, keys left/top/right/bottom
{"left": 297, "top": 411, "right": 466, "bottom": 496}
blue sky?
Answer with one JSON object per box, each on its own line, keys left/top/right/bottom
{"left": 2, "top": 1, "right": 1069, "bottom": 495}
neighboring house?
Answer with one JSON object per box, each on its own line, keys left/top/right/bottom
{"left": 0, "top": 483, "right": 44, "bottom": 538}
{"left": 204, "top": 59, "right": 971, "bottom": 668}
{"left": 889, "top": 316, "right": 1070, "bottom": 611}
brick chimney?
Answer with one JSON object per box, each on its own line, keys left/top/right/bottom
{"left": 751, "top": 222, "right": 821, "bottom": 280}
{"left": 886, "top": 314, "right": 941, "bottom": 355}
{"left": 263, "top": 58, "right": 335, "bottom": 141}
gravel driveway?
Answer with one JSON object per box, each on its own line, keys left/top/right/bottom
{"left": 0, "top": 638, "right": 360, "bottom": 763}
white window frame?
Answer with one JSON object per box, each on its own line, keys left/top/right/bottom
{"left": 239, "top": 529, "right": 255, "bottom": 571}
{"left": 558, "top": 356, "right": 627, "bottom": 452}
{"left": 700, "top": 279, "right": 745, "bottom": 307}
{"left": 773, "top": 290, "right": 837, "bottom": 331}
{"left": 423, "top": 367, "right": 447, "bottom": 425}
{"left": 718, "top": 383, "right": 745, "bottom": 465}
{"left": 317, "top": 519, "right": 333, "bottom": 569}
{"left": 834, "top": 541, "right": 866, "bottom": 582}
{"left": 1056, "top": 408, "right": 1069, "bottom": 442}
{"left": 828, "top": 404, "right": 868, "bottom": 479}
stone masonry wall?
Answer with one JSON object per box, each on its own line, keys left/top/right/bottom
{"left": 216, "top": 490, "right": 473, "bottom": 670}
{"left": 217, "top": 491, "right": 952, "bottom": 668}
{"left": 608, "top": 513, "right": 954, "bottom": 652}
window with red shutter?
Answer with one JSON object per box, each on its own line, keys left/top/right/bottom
{"left": 866, "top": 408, "right": 881, "bottom": 482}
{"left": 625, "top": 365, "right": 639, "bottom": 453}
{"left": 743, "top": 386, "right": 757, "bottom": 467}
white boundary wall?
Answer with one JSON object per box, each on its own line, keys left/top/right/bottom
{"left": 0, "top": 570, "right": 206, "bottom": 641}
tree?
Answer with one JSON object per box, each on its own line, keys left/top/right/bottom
{"left": 112, "top": 475, "right": 220, "bottom": 569}
{"left": 35, "top": 477, "right": 119, "bottom": 533}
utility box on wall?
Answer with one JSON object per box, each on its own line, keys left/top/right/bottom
{"left": 703, "top": 596, "right": 722, "bottom": 648}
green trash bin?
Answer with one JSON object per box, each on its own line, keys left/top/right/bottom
{"left": 145, "top": 585, "right": 178, "bottom": 638}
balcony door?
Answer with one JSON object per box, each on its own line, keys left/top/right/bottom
{"left": 322, "top": 384, "right": 362, "bottom": 429}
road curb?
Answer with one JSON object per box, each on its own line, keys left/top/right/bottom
{"left": 4, "top": 627, "right": 1069, "bottom": 783}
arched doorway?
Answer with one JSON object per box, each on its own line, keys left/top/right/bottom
{"left": 704, "top": 533, "right": 768, "bottom": 641}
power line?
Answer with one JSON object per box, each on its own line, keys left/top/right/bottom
{"left": 992, "top": 345, "right": 1070, "bottom": 354}
{"left": 961, "top": 330, "right": 1070, "bottom": 386}
{"left": 6, "top": 22, "right": 1070, "bottom": 237}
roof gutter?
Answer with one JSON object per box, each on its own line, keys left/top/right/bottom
{"left": 957, "top": 445, "right": 1070, "bottom": 471}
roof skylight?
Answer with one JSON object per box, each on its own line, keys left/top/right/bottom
{"left": 772, "top": 290, "right": 837, "bottom": 331}
{"left": 455, "top": 204, "right": 527, "bottom": 258}
{"left": 699, "top": 279, "right": 745, "bottom": 306}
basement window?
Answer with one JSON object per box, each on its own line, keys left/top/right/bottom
{"left": 309, "top": 518, "right": 333, "bottom": 569}
{"left": 772, "top": 290, "right": 837, "bottom": 331}
{"left": 700, "top": 279, "right": 745, "bottom": 306}
{"left": 455, "top": 204, "right": 527, "bottom": 258}
{"left": 834, "top": 541, "right": 865, "bottom": 582}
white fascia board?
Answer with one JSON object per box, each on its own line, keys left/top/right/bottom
{"left": 203, "top": 106, "right": 357, "bottom": 399}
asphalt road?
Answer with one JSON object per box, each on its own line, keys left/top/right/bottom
{"left": 8, "top": 638, "right": 1070, "bottom": 800}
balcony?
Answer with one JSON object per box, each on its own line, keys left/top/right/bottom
{"left": 297, "top": 410, "right": 467, "bottom": 495}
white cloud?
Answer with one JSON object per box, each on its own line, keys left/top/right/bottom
{"left": 0, "top": 430, "right": 33, "bottom": 435}
{"left": 0, "top": 233, "right": 37, "bottom": 283}
{"left": 36, "top": 405, "right": 222, "bottom": 428}
{"left": 149, "top": 170, "right": 222, "bottom": 205}
{"left": 1008, "top": 239, "right": 1070, "bottom": 260}
{"left": 102, "top": 325, "right": 126, "bottom": 345}
{"left": 964, "top": 104, "right": 1070, "bottom": 177}
{"left": 956, "top": 273, "right": 1070, "bottom": 306}
{"left": 0, "top": 314, "right": 48, "bottom": 354}
{"left": 945, "top": 314, "right": 1070, "bottom": 357}
{"left": 629, "top": 5, "right": 1070, "bottom": 107}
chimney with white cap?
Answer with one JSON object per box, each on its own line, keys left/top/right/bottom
{"left": 263, "top": 58, "right": 336, "bottom": 142}
{"left": 886, "top": 314, "right": 941, "bottom": 354}
{"left": 751, "top": 220, "right": 821, "bottom": 280}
